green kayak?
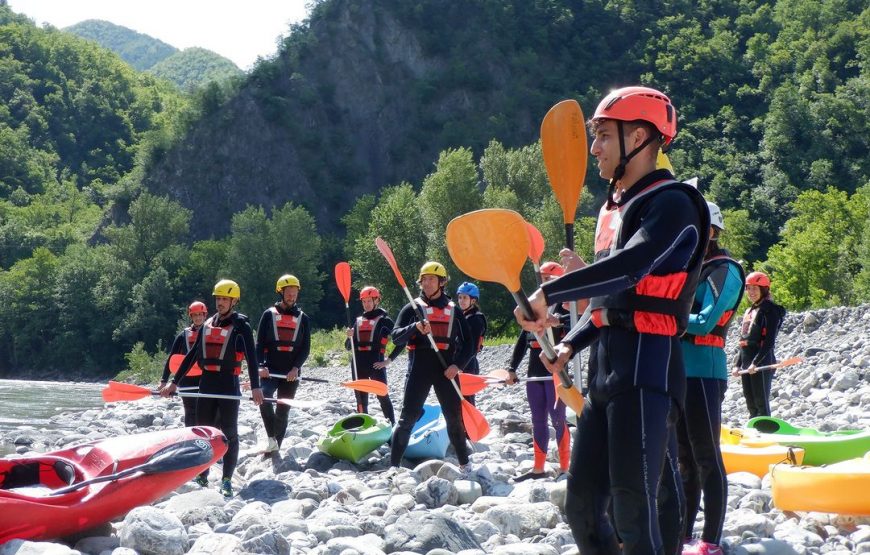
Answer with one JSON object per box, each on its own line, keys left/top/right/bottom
{"left": 317, "top": 413, "right": 392, "bottom": 464}
{"left": 744, "top": 417, "right": 870, "bottom": 466}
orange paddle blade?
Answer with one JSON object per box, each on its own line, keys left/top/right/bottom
{"left": 343, "top": 379, "right": 388, "bottom": 396}
{"left": 446, "top": 209, "right": 529, "bottom": 292}
{"left": 526, "top": 223, "right": 545, "bottom": 264}
{"left": 169, "top": 354, "right": 202, "bottom": 377}
{"left": 102, "top": 381, "right": 153, "bottom": 402}
{"left": 458, "top": 373, "right": 490, "bottom": 396}
{"left": 335, "top": 262, "right": 352, "bottom": 303}
{"left": 375, "top": 237, "right": 407, "bottom": 289}
{"left": 461, "top": 400, "right": 490, "bottom": 442}
{"left": 773, "top": 356, "right": 803, "bottom": 369}
{"left": 541, "top": 99, "right": 587, "bottom": 224}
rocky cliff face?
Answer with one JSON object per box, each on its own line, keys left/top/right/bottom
{"left": 141, "top": 0, "right": 540, "bottom": 239}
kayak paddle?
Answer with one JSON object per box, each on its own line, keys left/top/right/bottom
{"left": 737, "top": 356, "right": 803, "bottom": 375}
{"left": 101, "top": 381, "right": 324, "bottom": 408}
{"left": 51, "top": 438, "right": 217, "bottom": 496}
{"left": 541, "top": 99, "right": 587, "bottom": 382}
{"left": 445, "top": 208, "right": 585, "bottom": 414}
{"left": 526, "top": 222, "right": 545, "bottom": 286}
{"left": 375, "top": 236, "right": 490, "bottom": 442}
{"left": 334, "top": 261, "right": 359, "bottom": 384}
{"left": 266, "top": 373, "right": 388, "bottom": 396}
{"left": 458, "top": 370, "right": 567, "bottom": 396}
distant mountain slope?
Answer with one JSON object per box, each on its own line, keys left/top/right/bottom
{"left": 65, "top": 19, "right": 176, "bottom": 70}
{"left": 148, "top": 47, "right": 242, "bottom": 90}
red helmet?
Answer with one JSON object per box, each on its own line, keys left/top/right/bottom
{"left": 593, "top": 86, "right": 677, "bottom": 145}
{"left": 188, "top": 301, "right": 207, "bottom": 316}
{"left": 540, "top": 261, "right": 565, "bottom": 278}
{"left": 359, "top": 286, "right": 380, "bottom": 300}
{"left": 745, "top": 271, "right": 770, "bottom": 288}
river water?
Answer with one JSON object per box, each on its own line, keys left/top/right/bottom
{"left": 0, "top": 379, "right": 105, "bottom": 456}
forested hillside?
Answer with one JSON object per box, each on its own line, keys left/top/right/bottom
{"left": 0, "top": 0, "right": 867, "bottom": 378}
{"left": 65, "top": 19, "right": 242, "bottom": 89}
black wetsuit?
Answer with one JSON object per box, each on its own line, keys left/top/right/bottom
{"left": 461, "top": 305, "right": 487, "bottom": 405}
{"left": 390, "top": 292, "right": 473, "bottom": 466}
{"left": 160, "top": 325, "right": 201, "bottom": 427}
{"left": 545, "top": 170, "right": 709, "bottom": 555}
{"left": 257, "top": 303, "right": 310, "bottom": 447}
{"left": 735, "top": 298, "right": 784, "bottom": 418}
{"left": 345, "top": 306, "right": 400, "bottom": 424}
{"left": 173, "top": 311, "right": 260, "bottom": 481}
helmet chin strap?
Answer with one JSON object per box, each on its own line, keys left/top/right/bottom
{"left": 607, "top": 121, "right": 661, "bottom": 207}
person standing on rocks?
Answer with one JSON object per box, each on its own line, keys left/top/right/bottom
{"left": 515, "top": 86, "right": 710, "bottom": 555}
{"left": 456, "top": 281, "right": 487, "bottom": 405}
{"left": 506, "top": 261, "right": 572, "bottom": 481}
{"left": 678, "top": 201, "right": 745, "bottom": 555}
{"left": 161, "top": 279, "right": 264, "bottom": 498}
{"left": 257, "top": 274, "right": 311, "bottom": 454}
{"left": 732, "top": 271, "right": 785, "bottom": 418}
{"left": 389, "top": 261, "right": 474, "bottom": 471}
{"left": 345, "top": 286, "right": 399, "bottom": 424}
{"left": 159, "top": 301, "right": 208, "bottom": 427}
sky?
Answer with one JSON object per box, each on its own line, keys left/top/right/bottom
{"left": 7, "top": 0, "right": 310, "bottom": 70}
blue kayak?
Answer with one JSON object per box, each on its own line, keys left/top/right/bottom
{"left": 404, "top": 404, "right": 449, "bottom": 460}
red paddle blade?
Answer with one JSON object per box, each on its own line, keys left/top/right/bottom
{"left": 459, "top": 373, "right": 490, "bottom": 396}
{"left": 526, "top": 222, "right": 545, "bottom": 264}
{"left": 375, "top": 237, "right": 407, "bottom": 288}
{"left": 169, "top": 354, "right": 202, "bottom": 377}
{"left": 102, "top": 381, "right": 153, "bottom": 402}
{"left": 335, "top": 262, "right": 352, "bottom": 303}
{"left": 461, "top": 400, "right": 491, "bottom": 442}
{"left": 342, "top": 379, "right": 388, "bottom": 396}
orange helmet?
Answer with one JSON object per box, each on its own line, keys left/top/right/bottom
{"left": 540, "top": 261, "right": 565, "bottom": 278}
{"left": 745, "top": 271, "right": 770, "bottom": 288}
{"left": 188, "top": 301, "right": 207, "bottom": 316}
{"left": 593, "top": 86, "right": 677, "bottom": 145}
{"left": 359, "top": 286, "right": 380, "bottom": 300}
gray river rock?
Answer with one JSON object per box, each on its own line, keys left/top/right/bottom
{"left": 1, "top": 303, "right": 868, "bottom": 554}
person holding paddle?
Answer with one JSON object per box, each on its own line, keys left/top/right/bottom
{"left": 256, "top": 274, "right": 311, "bottom": 454}
{"left": 389, "top": 261, "right": 474, "bottom": 471}
{"left": 456, "top": 282, "right": 487, "bottom": 405}
{"left": 678, "top": 201, "right": 745, "bottom": 555}
{"left": 161, "top": 279, "right": 264, "bottom": 498}
{"left": 506, "top": 261, "right": 572, "bottom": 481}
{"left": 516, "top": 86, "right": 710, "bottom": 555}
{"left": 345, "top": 286, "right": 398, "bottom": 424}
{"left": 159, "top": 301, "right": 208, "bottom": 426}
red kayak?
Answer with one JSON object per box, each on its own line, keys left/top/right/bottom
{"left": 0, "top": 426, "right": 227, "bottom": 542}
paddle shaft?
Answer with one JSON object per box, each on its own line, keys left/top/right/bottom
{"left": 511, "top": 291, "right": 575, "bottom": 389}
{"left": 738, "top": 359, "right": 799, "bottom": 375}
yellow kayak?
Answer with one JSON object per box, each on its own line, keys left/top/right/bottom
{"left": 771, "top": 452, "right": 870, "bottom": 515}
{"left": 721, "top": 443, "right": 804, "bottom": 477}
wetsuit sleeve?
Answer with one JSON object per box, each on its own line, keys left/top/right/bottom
{"left": 467, "top": 313, "right": 486, "bottom": 351}
{"left": 509, "top": 332, "right": 529, "bottom": 372}
{"left": 293, "top": 313, "right": 311, "bottom": 369}
{"left": 391, "top": 302, "right": 420, "bottom": 346}
{"left": 161, "top": 332, "right": 186, "bottom": 382}
{"left": 171, "top": 332, "right": 203, "bottom": 384}
{"left": 238, "top": 319, "right": 260, "bottom": 389}
{"left": 256, "top": 310, "right": 271, "bottom": 366}
{"left": 752, "top": 301, "right": 782, "bottom": 366}
{"left": 686, "top": 263, "right": 744, "bottom": 336}
{"left": 380, "top": 316, "right": 403, "bottom": 361}
{"left": 453, "top": 310, "right": 473, "bottom": 370}
{"left": 541, "top": 190, "right": 702, "bottom": 305}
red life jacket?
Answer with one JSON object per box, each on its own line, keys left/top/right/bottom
{"left": 183, "top": 326, "right": 199, "bottom": 353}
{"left": 407, "top": 299, "right": 455, "bottom": 351}
{"left": 266, "top": 306, "right": 301, "bottom": 353}
{"left": 685, "top": 251, "right": 745, "bottom": 348}
{"left": 200, "top": 317, "right": 242, "bottom": 374}
{"left": 588, "top": 180, "right": 709, "bottom": 336}
{"left": 355, "top": 315, "right": 387, "bottom": 354}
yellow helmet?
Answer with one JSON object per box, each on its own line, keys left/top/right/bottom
{"left": 656, "top": 150, "right": 674, "bottom": 173}
{"left": 213, "top": 279, "right": 240, "bottom": 299}
{"left": 275, "top": 274, "right": 301, "bottom": 293}
{"left": 418, "top": 261, "right": 448, "bottom": 280}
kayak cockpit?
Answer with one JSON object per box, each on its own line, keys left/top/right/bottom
{"left": 0, "top": 456, "right": 85, "bottom": 499}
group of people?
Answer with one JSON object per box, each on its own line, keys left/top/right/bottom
{"left": 154, "top": 85, "right": 788, "bottom": 555}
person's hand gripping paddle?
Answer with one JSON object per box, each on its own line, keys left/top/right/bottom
{"left": 541, "top": 99, "right": 587, "bottom": 381}
{"left": 445, "top": 209, "right": 585, "bottom": 414}
{"left": 375, "top": 236, "right": 490, "bottom": 442}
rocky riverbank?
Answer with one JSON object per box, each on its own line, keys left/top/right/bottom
{"left": 1, "top": 304, "right": 869, "bottom": 555}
